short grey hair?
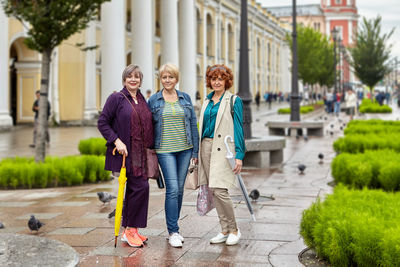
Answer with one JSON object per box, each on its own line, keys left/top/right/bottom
{"left": 122, "top": 64, "right": 143, "bottom": 86}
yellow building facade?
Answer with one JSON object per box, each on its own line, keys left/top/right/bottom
{"left": 0, "top": 0, "right": 291, "bottom": 127}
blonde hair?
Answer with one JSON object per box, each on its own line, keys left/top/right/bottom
{"left": 122, "top": 64, "right": 143, "bottom": 86}
{"left": 158, "top": 63, "right": 179, "bottom": 82}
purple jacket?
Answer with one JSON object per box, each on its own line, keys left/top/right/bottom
{"left": 97, "top": 88, "right": 154, "bottom": 173}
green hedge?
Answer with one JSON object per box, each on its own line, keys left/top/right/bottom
{"left": 78, "top": 137, "right": 107, "bottom": 156}
{"left": 0, "top": 155, "right": 110, "bottom": 189}
{"left": 331, "top": 150, "right": 400, "bottom": 191}
{"left": 333, "top": 133, "right": 400, "bottom": 153}
{"left": 278, "top": 105, "right": 315, "bottom": 114}
{"left": 359, "top": 98, "right": 392, "bottom": 113}
{"left": 344, "top": 119, "right": 400, "bottom": 135}
{"left": 301, "top": 185, "right": 400, "bottom": 267}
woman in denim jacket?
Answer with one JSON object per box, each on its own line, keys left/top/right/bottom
{"left": 148, "top": 63, "right": 199, "bottom": 248}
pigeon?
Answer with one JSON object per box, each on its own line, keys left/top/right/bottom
{"left": 318, "top": 153, "right": 324, "bottom": 164}
{"left": 298, "top": 164, "right": 306, "bottom": 174}
{"left": 28, "top": 215, "right": 44, "bottom": 232}
{"left": 0, "top": 222, "right": 4, "bottom": 229}
{"left": 338, "top": 118, "right": 342, "bottom": 123}
{"left": 340, "top": 126, "right": 343, "bottom": 130}
{"left": 330, "top": 131, "right": 334, "bottom": 136}
{"left": 108, "top": 209, "right": 116, "bottom": 218}
{"left": 97, "top": 192, "right": 117, "bottom": 204}
{"left": 324, "top": 116, "right": 328, "bottom": 121}
{"left": 249, "top": 189, "right": 260, "bottom": 201}
{"left": 330, "top": 124, "right": 334, "bottom": 128}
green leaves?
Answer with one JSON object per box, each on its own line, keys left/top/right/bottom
{"left": 349, "top": 16, "right": 394, "bottom": 90}
{"left": 287, "top": 25, "right": 334, "bottom": 87}
{"left": 1, "top": 0, "right": 109, "bottom": 52}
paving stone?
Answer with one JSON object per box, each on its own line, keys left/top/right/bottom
{"left": 182, "top": 201, "right": 196, "bottom": 206}
{"left": 180, "top": 252, "right": 220, "bottom": 262}
{"left": 16, "top": 212, "right": 63, "bottom": 220}
{"left": 149, "top": 191, "right": 164, "bottom": 196}
{"left": 21, "top": 192, "right": 64, "bottom": 199}
{"left": 0, "top": 192, "right": 15, "bottom": 200}
{"left": 82, "top": 212, "right": 111, "bottom": 219}
{"left": 0, "top": 227, "right": 25, "bottom": 233}
{"left": 50, "top": 201, "right": 90, "bottom": 207}
{"left": 269, "top": 254, "right": 304, "bottom": 267}
{"left": 48, "top": 227, "right": 95, "bottom": 235}
{"left": 0, "top": 201, "right": 36, "bottom": 207}
{"left": 270, "top": 238, "right": 307, "bottom": 255}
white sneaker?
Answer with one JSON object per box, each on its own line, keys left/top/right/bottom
{"left": 210, "top": 232, "right": 229, "bottom": 244}
{"left": 166, "top": 233, "right": 184, "bottom": 243}
{"left": 226, "top": 229, "right": 241, "bottom": 246}
{"left": 169, "top": 233, "right": 183, "bottom": 248}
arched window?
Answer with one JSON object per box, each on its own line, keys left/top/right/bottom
{"left": 221, "top": 22, "right": 225, "bottom": 60}
{"left": 267, "top": 42, "right": 271, "bottom": 70}
{"left": 257, "top": 38, "right": 261, "bottom": 67}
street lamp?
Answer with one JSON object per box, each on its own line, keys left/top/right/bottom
{"left": 238, "top": 0, "right": 252, "bottom": 139}
{"left": 290, "top": 0, "right": 300, "bottom": 122}
{"left": 339, "top": 40, "right": 345, "bottom": 96}
{"left": 331, "top": 27, "right": 339, "bottom": 94}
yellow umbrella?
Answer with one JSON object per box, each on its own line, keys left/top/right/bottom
{"left": 112, "top": 147, "right": 127, "bottom": 247}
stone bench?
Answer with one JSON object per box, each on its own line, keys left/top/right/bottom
{"left": 244, "top": 136, "right": 286, "bottom": 168}
{"left": 266, "top": 121, "right": 324, "bottom": 137}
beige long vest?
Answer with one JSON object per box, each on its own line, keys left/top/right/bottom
{"left": 198, "top": 91, "right": 238, "bottom": 189}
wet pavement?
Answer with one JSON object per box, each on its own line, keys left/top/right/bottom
{"left": 0, "top": 101, "right": 398, "bottom": 266}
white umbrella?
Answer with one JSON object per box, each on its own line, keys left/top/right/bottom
{"left": 224, "top": 135, "right": 256, "bottom": 222}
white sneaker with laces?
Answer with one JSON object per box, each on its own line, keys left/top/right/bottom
{"left": 166, "top": 233, "right": 184, "bottom": 243}
{"left": 169, "top": 233, "right": 183, "bottom": 248}
{"left": 225, "top": 229, "right": 241, "bottom": 246}
{"left": 210, "top": 232, "right": 229, "bottom": 244}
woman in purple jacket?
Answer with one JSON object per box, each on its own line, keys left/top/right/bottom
{"left": 98, "top": 64, "right": 154, "bottom": 248}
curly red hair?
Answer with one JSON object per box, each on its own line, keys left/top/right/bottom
{"left": 205, "top": 64, "right": 233, "bottom": 90}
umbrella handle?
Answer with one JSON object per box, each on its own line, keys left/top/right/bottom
{"left": 112, "top": 147, "right": 126, "bottom": 168}
{"left": 224, "top": 135, "right": 234, "bottom": 158}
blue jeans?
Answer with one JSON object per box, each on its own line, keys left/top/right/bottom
{"left": 334, "top": 101, "right": 341, "bottom": 114}
{"left": 157, "top": 148, "right": 192, "bottom": 234}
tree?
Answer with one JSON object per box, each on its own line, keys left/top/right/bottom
{"left": 287, "top": 26, "right": 335, "bottom": 92}
{"left": 349, "top": 16, "right": 394, "bottom": 97}
{"left": 1, "top": 0, "right": 109, "bottom": 162}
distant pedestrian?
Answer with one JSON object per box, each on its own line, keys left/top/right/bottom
{"left": 267, "top": 91, "right": 272, "bottom": 109}
{"left": 345, "top": 89, "right": 357, "bottom": 120}
{"left": 255, "top": 91, "right": 260, "bottom": 110}
{"left": 30, "top": 90, "right": 50, "bottom": 148}
{"left": 145, "top": 89, "right": 152, "bottom": 102}
{"left": 334, "top": 92, "right": 342, "bottom": 116}
{"left": 325, "top": 91, "right": 334, "bottom": 114}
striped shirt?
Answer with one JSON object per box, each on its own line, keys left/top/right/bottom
{"left": 156, "top": 100, "right": 193, "bottom": 153}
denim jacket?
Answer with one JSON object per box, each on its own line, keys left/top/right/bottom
{"left": 148, "top": 89, "right": 199, "bottom": 158}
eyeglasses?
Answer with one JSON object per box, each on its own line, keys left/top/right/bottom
{"left": 210, "top": 66, "right": 227, "bottom": 72}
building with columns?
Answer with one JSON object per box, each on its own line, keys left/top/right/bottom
{"left": 0, "top": 0, "right": 291, "bottom": 128}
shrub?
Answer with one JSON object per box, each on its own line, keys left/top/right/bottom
{"left": 78, "top": 137, "right": 107, "bottom": 156}
{"left": 278, "top": 105, "right": 315, "bottom": 114}
{"left": 0, "top": 155, "right": 110, "bottom": 189}
{"left": 359, "top": 98, "right": 392, "bottom": 113}
{"left": 331, "top": 150, "right": 400, "bottom": 191}
{"left": 301, "top": 185, "right": 400, "bottom": 267}
{"left": 344, "top": 119, "right": 400, "bottom": 135}
{"left": 333, "top": 133, "right": 400, "bottom": 153}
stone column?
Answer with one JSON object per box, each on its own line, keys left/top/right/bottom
{"left": 132, "top": 0, "right": 154, "bottom": 92}
{"left": 84, "top": 21, "right": 98, "bottom": 121}
{"left": 101, "top": 0, "right": 126, "bottom": 107}
{"left": 0, "top": 7, "right": 12, "bottom": 129}
{"left": 161, "top": 0, "right": 179, "bottom": 66}
{"left": 178, "top": 0, "right": 196, "bottom": 100}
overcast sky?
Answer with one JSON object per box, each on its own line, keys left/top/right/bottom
{"left": 258, "top": 0, "right": 400, "bottom": 60}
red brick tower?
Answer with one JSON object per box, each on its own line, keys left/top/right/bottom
{"left": 322, "top": 0, "right": 359, "bottom": 89}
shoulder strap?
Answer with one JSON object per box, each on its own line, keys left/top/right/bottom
{"left": 230, "top": 95, "right": 237, "bottom": 119}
